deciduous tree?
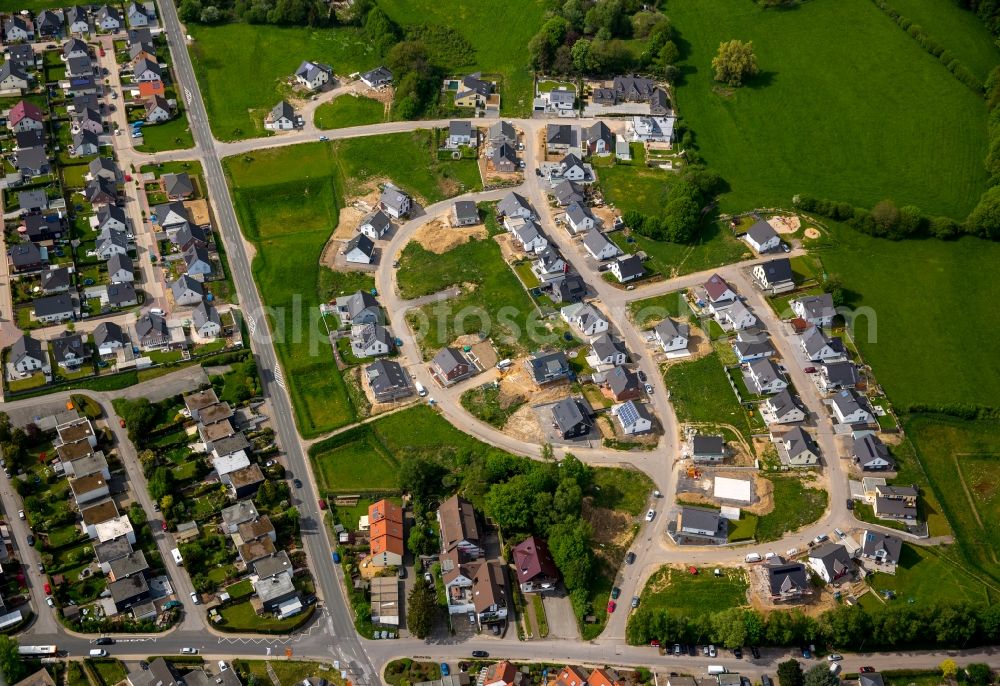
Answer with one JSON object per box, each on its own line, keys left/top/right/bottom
{"left": 712, "top": 39, "right": 759, "bottom": 87}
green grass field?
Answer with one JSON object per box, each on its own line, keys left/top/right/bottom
{"left": 887, "top": 0, "right": 1000, "bottom": 81}
{"left": 315, "top": 95, "right": 387, "bottom": 129}
{"left": 599, "top": 164, "right": 671, "bottom": 216}
{"left": 590, "top": 467, "right": 655, "bottom": 517}
{"left": 134, "top": 115, "right": 195, "bottom": 153}
{"left": 628, "top": 290, "right": 691, "bottom": 327}
{"left": 662, "top": 351, "right": 761, "bottom": 442}
{"left": 669, "top": 0, "right": 990, "bottom": 218}
{"left": 867, "top": 543, "right": 993, "bottom": 605}
{"left": 756, "top": 475, "right": 828, "bottom": 542}
{"left": 815, "top": 228, "right": 1000, "bottom": 410}
{"left": 638, "top": 566, "right": 749, "bottom": 615}
{"left": 611, "top": 225, "right": 752, "bottom": 279}
{"left": 189, "top": 23, "right": 376, "bottom": 140}
{"left": 310, "top": 429, "right": 400, "bottom": 493}
{"left": 376, "top": 0, "right": 544, "bottom": 116}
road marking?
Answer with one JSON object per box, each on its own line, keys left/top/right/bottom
{"left": 184, "top": 87, "right": 193, "bottom": 104}
{"left": 245, "top": 313, "right": 256, "bottom": 335}
{"left": 273, "top": 366, "right": 286, "bottom": 390}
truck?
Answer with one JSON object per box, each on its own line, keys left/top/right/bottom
{"left": 708, "top": 667, "right": 727, "bottom": 676}
{"left": 171, "top": 548, "right": 183, "bottom": 565}
{"left": 415, "top": 381, "right": 427, "bottom": 397}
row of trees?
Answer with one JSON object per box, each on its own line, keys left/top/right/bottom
{"left": 178, "top": 0, "right": 335, "bottom": 26}
{"left": 621, "top": 167, "right": 724, "bottom": 244}
{"left": 528, "top": 0, "right": 680, "bottom": 78}
{"left": 628, "top": 600, "right": 1000, "bottom": 652}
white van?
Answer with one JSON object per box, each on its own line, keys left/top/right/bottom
{"left": 89, "top": 649, "right": 108, "bottom": 657}
{"left": 171, "top": 548, "right": 183, "bottom": 566}
{"left": 496, "top": 359, "right": 512, "bottom": 370}
{"left": 415, "top": 381, "right": 427, "bottom": 397}
{"left": 745, "top": 552, "right": 762, "bottom": 563}
{"left": 149, "top": 307, "right": 165, "bottom": 316}
{"left": 707, "top": 666, "right": 727, "bottom": 675}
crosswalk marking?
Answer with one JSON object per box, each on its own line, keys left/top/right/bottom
{"left": 245, "top": 313, "right": 256, "bottom": 336}
{"left": 273, "top": 366, "right": 286, "bottom": 390}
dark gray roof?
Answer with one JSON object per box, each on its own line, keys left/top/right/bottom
{"left": 94, "top": 536, "right": 132, "bottom": 564}
{"left": 89, "top": 156, "right": 118, "bottom": 178}
{"left": 72, "top": 128, "right": 99, "bottom": 148}
{"left": 108, "top": 573, "right": 148, "bottom": 604}
{"left": 16, "top": 146, "right": 48, "bottom": 171}
{"left": 18, "top": 189, "right": 47, "bottom": 210}
{"left": 106, "top": 282, "right": 137, "bottom": 306}
{"left": 253, "top": 551, "right": 293, "bottom": 580}
{"left": 614, "top": 254, "right": 644, "bottom": 279}
{"left": 163, "top": 172, "right": 194, "bottom": 197}
{"left": 552, "top": 180, "right": 584, "bottom": 206}
{"left": 492, "top": 142, "right": 517, "bottom": 166}
{"left": 733, "top": 337, "right": 774, "bottom": 358}
{"left": 63, "top": 37, "right": 89, "bottom": 57}
{"left": 795, "top": 293, "right": 835, "bottom": 320}
{"left": 766, "top": 390, "right": 801, "bottom": 418}
{"left": 345, "top": 233, "right": 375, "bottom": 257}
{"left": 361, "top": 65, "right": 392, "bottom": 83}
{"left": 135, "top": 312, "right": 168, "bottom": 340}
{"left": 97, "top": 230, "right": 128, "bottom": 252}
{"left": 746, "top": 219, "right": 778, "bottom": 245}
{"left": 127, "top": 28, "right": 152, "bottom": 46}
{"left": 432, "top": 347, "right": 467, "bottom": 374}
{"left": 748, "top": 357, "right": 784, "bottom": 386}
{"left": 94, "top": 321, "right": 126, "bottom": 348}
{"left": 339, "top": 290, "right": 378, "bottom": 319}
{"left": 497, "top": 191, "right": 532, "bottom": 217}
{"left": 546, "top": 123, "right": 576, "bottom": 146}
{"left": 193, "top": 301, "right": 221, "bottom": 330}
{"left": 606, "top": 365, "right": 639, "bottom": 395}
{"left": 133, "top": 57, "right": 160, "bottom": 77}
{"left": 171, "top": 274, "right": 204, "bottom": 299}
{"left": 560, "top": 152, "right": 584, "bottom": 170}
{"left": 809, "top": 542, "right": 852, "bottom": 579}
{"left": 183, "top": 244, "right": 211, "bottom": 269}
{"left": 566, "top": 202, "right": 594, "bottom": 226}
{"left": 859, "top": 675, "right": 885, "bottom": 686}
{"left": 365, "top": 359, "right": 411, "bottom": 396}
{"left": 783, "top": 427, "right": 817, "bottom": 460}
{"left": 51, "top": 332, "right": 85, "bottom": 363}
{"left": 583, "top": 120, "right": 612, "bottom": 147}
{"left": 34, "top": 292, "right": 74, "bottom": 317}
{"left": 174, "top": 223, "right": 208, "bottom": 247}
{"left": 853, "top": 434, "right": 893, "bottom": 468}
{"left": 527, "top": 351, "right": 570, "bottom": 383}
{"left": 582, "top": 231, "right": 614, "bottom": 257}
{"left": 488, "top": 120, "right": 516, "bottom": 142}
{"left": 551, "top": 397, "right": 590, "bottom": 433}
{"left": 449, "top": 120, "right": 472, "bottom": 137}
{"left": 108, "top": 550, "right": 148, "bottom": 578}
{"left": 86, "top": 177, "right": 116, "bottom": 203}
{"left": 591, "top": 332, "right": 624, "bottom": 361}
{"left": 692, "top": 435, "right": 724, "bottom": 456}
{"left": 680, "top": 506, "right": 722, "bottom": 533}
{"left": 767, "top": 562, "right": 809, "bottom": 596}
{"left": 11, "top": 333, "right": 43, "bottom": 363}
{"left": 0, "top": 61, "right": 28, "bottom": 83}
{"left": 15, "top": 129, "right": 45, "bottom": 148}
{"left": 861, "top": 531, "right": 902, "bottom": 564}
{"left": 95, "top": 5, "right": 122, "bottom": 23}
{"left": 653, "top": 317, "right": 688, "bottom": 342}
{"left": 822, "top": 361, "right": 858, "bottom": 386}
{"left": 758, "top": 257, "right": 793, "bottom": 284}
{"left": 296, "top": 60, "right": 331, "bottom": 81}
{"left": 98, "top": 203, "right": 127, "bottom": 227}
{"left": 453, "top": 200, "right": 478, "bottom": 223}
{"left": 10, "top": 241, "right": 42, "bottom": 267}
{"left": 832, "top": 389, "right": 866, "bottom": 417}
{"left": 212, "top": 432, "right": 250, "bottom": 458}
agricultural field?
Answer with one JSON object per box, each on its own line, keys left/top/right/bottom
{"left": 189, "top": 23, "right": 376, "bottom": 140}
{"left": 668, "top": 0, "right": 991, "bottom": 218}
{"left": 315, "top": 95, "right": 387, "bottom": 129}
{"left": 376, "top": 0, "right": 545, "bottom": 116}
{"left": 637, "top": 565, "right": 749, "bottom": 616}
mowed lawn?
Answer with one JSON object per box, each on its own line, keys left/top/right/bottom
{"left": 599, "top": 163, "right": 671, "bottom": 216}
{"left": 315, "top": 95, "right": 387, "bottom": 130}
{"left": 888, "top": 0, "right": 1000, "bottom": 82}
{"left": 189, "top": 23, "right": 376, "bottom": 140}
{"left": 906, "top": 415, "right": 1000, "bottom": 586}
{"left": 867, "top": 543, "right": 993, "bottom": 606}
{"left": 638, "top": 565, "right": 749, "bottom": 615}
{"left": 755, "top": 475, "right": 828, "bottom": 542}
{"left": 611, "top": 224, "right": 752, "bottom": 279}
{"left": 225, "top": 143, "right": 355, "bottom": 437}
{"left": 817, "top": 227, "right": 1000, "bottom": 409}
{"left": 663, "top": 351, "right": 760, "bottom": 441}
{"left": 669, "top": 0, "right": 990, "bottom": 218}
{"left": 376, "top": 0, "right": 545, "bottom": 116}
{"left": 309, "top": 429, "right": 400, "bottom": 493}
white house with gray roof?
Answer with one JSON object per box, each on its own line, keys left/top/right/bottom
{"left": 497, "top": 191, "right": 534, "bottom": 220}
{"left": 344, "top": 234, "right": 375, "bottom": 264}
{"left": 264, "top": 101, "right": 302, "bottom": 131}
{"left": 0, "top": 62, "right": 30, "bottom": 92}
{"left": 747, "top": 358, "right": 788, "bottom": 395}
{"left": 94, "top": 321, "right": 127, "bottom": 356}
{"left": 800, "top": 327, "right": 846, "bottom": 362}
{"left": 613, "top": 400, "right": 652, "bottom": 435}
{"left": 334, "top": 290, "right": 380, "bottom": 326}
{"left": 589, "top": 332, "right": 626, "bottom": 367}
{"left": 792, "top": 293, "right": 836, "bottom": 327}
{"left": 488, "top": 120, "right": 517, "bottom": 147}
{"left": 107, "top": 252, "right": 134, "bottom": 283}
{"left": 653, "top": 318, "right": 689, "bottom": 355}
{"left": 451, "top": 201, "right": 479, "bottom": 227}
{"left": 564, "top": 202, "right": 596, "bottom": 234}
{"left": 561, "top": 302, "right": 608, "bottom": 337}
{"left": 744, "top": 219, "right": 781, "bottom": 253}
{"left": 358, "top": 208, "right": 391, "bottom": 240}
{"left": 551, "top": 179, "right": 584, "bottom": 207}
{"left": 582, "top": 231, "right": 619, "bottom": 261}
{"left": 830, "top": 389, "right": 873, "bottom": 425}
{"left": 360, "top": 66, "right": 392, "bottom": 88}
{"left": 350, "top": 323, "right": 393, "bottom": 358}
{"left": 853, "top": 433, "right": 894, "bottom": 470}
{"left": 171, "top": 275, "right": 203, "bottom": 306}
{"left": 295, "top": 60, "right": 332, "bottom": 91}
{"left": 34, "top": 293, "right": 75, "bottom": 323}
{"left": 379, "top": 184, "right": 411, "bottom": 219}
{"left": 678, "top": 507, "right": 725, "bottom": 540}
{"left": 446, "top": 120, "right": 474, "bottom": 148}
{"left": 610, "top": 254, "right": 644, "bottom": 283}
{"left": 509, "top": 218, "right": 547, "bottom": 253}
{"left": 10, "top": 333, "right": 48, "bottom": 375}
{"left": 761, "top": 390, "right": 806, "bottom": 425}
{"left": 192, "top": 301, "right": 222, "bottom": 339}
{"left": 752, "top": 258, "right": 795, "bottom": 293}
{"left": 778, "top": 427, "right": 820, "bottom": 467}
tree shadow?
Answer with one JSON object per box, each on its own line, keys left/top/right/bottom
{"left": 745, "top": 70, "right": 778, "bottom": 90}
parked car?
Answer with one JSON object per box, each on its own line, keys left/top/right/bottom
{"left": 424, "top": 572, "right": 433, "bottom": 584}
{"left": 859, "top": 667, "right": 876, "bottom": 673}
{"left": 17, "top": 510, "right": 24, "bottom": 519}
{"left": 846, "top": 499, "right": 854, "bottom": 510}
{"left": 801, "top": 647, "right": 811, "bottom": 659}
{"left": 803, "top": 366, "right": 816, "bottom": 373}
{"left": 318, "top": 498, "right": 327, "bottom": 510}
{"left": 26, "top": 534, "right": 34, "bottom": 546}
{"left": 397, "top": 566, "right": 406, "bottom": 579}
{"left": 709, "top": 645, "right": 717, "bottom": 658}
{"left": 611, "top": 587, "right": 621, "bottom": 599}
{"left": 161, "top": 521, "right": 168, "bottom": 532}
{"left": 190, "top": 592, "right": 200, "bottom": 604}
{"left": 734, "top": 647, "right": 743, "bottom": 659}
{"left": 637, "top": 370, "right": 647, "bottom": 382}
{"left": 631, "top": 596, "right": 640, "bottom": 609}
{"left": 46, "top": 597, "right": 54, "bottom": 607}
{"left": 750, "top": 646, "right": 761, "bottom": 659}
{"left": 644, "top": 383, "right": 654, "bottom": 394}
{"left": 625, "top": 552, "right": 636, "bottom": 565}
{"left": 645, "top": 509, "right": 656, "bottom": 522}
{"left": 673, "top": 644, "right": 682, "bottom": 656}
{"left": 607, "top": 600, "right": 616, "bottom": 613}
{"left": 181, "top": 648, "right": 198, "bottom": 655}
{"left": 827, "top": 654, "right": 842, "bottom": 662}
{"left": 471, "top": 651, "right": 489, "bottom": 658}
{"left": 441, "top": 664, "right": 450, "bottom": 677}
{"left": 96, "top": 637, "right": 114, "bottom": 645}
{"left": 44, "top": 583, "right": 51, "bottom": 594}
{"left": 813, "top": 534, "right": 829, "bottom": 544}
{"left": 294, "top": 478, "right": 303, "bottom": 489}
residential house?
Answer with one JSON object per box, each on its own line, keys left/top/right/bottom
{"left": 350, "top": 323, "right": 393, "bottom": 358}
{"left": 800, "top": 327, "right": 846, "bottom": 362}
{"left": 531, "top": 247, "right": 567, "bottom": 285}
{"left": 253, "top": 572, "right": 298, "bottom": 612}
{"left": 66, "top": 55, "right": 93, "bottom": 77}
{"left": 551, "top": 273, "right": 587, "bottom": 304}
{"left": 653, "top": 318, "right": 689, "bottom": 355}
{"left": 550, "top": 397, "right": 592, "bottom": 439}
{"left": 874, "top": 484, "right": 918, "bottom": 521}
{"left": 752, "top": 258, "right": 795, "bottom": 293}
{"left": 174, "top": 224, "right": 208, "bottom": 252}
{"left": 108, "top": 550, "right": 149, "bottom": 583}
{"left": 509, "top": 218, "right": 546, "bottom": 253}
{"left": 23, "top": 213, "right": 64, "bottom": 242}
{"left": 80, "top": 499, "right": 118, "bottom": 540}
{"left": 192, "top": 301, "right": 222, "bottom": 339}
{"left": 526, "top": 350, "right": 572, "bottom": 386}
{"left": 133, "top": 57, "right": 161, "bottom": 82}
{"left": 368, "top": 499, "right": 404, "bottom": 567}
{"left": 747, "top": 358, "right": 788, "bottom": 395}
{"left": 264, "top": 100, "right": 301, "bottom": 131}
{"left": 66, "top": 7, "right": 91, "bottom": 34}
{"left": 171, "top": 275, "right": 204, "bottom": 306}
{"left": 97, "top": 204, "right": 129, "bottom": 235}
{"left": 33, "top": 293, "right": 75, "bottom": 323}
{"left": 831, "top": 389, "right": 873, "bottom": 425}
{"left": 780, "top": 427, "right": 820, "bottom": 467}
{"left": 582, "top": 231, "right": 619, "bottom": 261}
{"left": 365, "top": 359, "right": 413, "bottom": 402}
{"left": 565, "top": 202, "right": 596, "bottom": 234}
{"left": 761, "top": 390, "right": 806, "bottom": 425}
{"left": 581, "top": 121, "right": 613, "bottom": 155}
{"left": 360, "top": 65, "right": 392, "bottom": 88}
{"left": 446, "top": 120, "right": 474, "bottom": 148}
{"left": 226, "top": 464, "right": 265, "bottom": 499}
{"left": 691, "top": 435, "right": 725, "bottom": 463}
{"left": 162, "top": 172, "right": 194, "bottom": 199}
{"left": 107, "top": 252, "right": 134, "bottom": 283}
{"left": 41, "top": 266, "right": 71, "bottom": 293}
{"left": 560, "top": 302, "right": 608, "bottom": 337}
{"left": 9, "top": 242, "right": 45, "bottom": 273}
{"left": 334, "top": 290, "right": 380, "bottom": 326}
{"left": 792, "top": 293, "right": 836, "bottom": 327}
{"left": 437, "top": 494, "right": 483, "bottom": 557}
{"left": 853, "top": 434, "right": 894, "bottom": 470}
{"left": 135, "top": 313, "right": 170, "bottom": 350}
{"left": 10, "top": 334, "right": 47, "bottom": 375}
{"left": 0, "top": 62, "right": 30, "bottom": 92}
{"left": 14, "top": 128, "right": 45, "bottom": 150}
{"left": 538, "top": 88, "right": 575, "bottom": 114}
{"left": 497, "top": 191, "right": 534, "bottom": 220}
{"left": 36, "top": 10, "right": 64, "bottom": 37}
{"left": 610, "top": 255, "right": 644, "bottom": 283}
{"left": 15, "top": 146, "right": 50, "bottom": 178}
{"left": 613, "top": 75, "right": 656, "bottom": 102}
{"left": 220, "top": 500, "right": 259, "bottom": 535}
{"left": 715, "top": 299, "right": 757, "bottom": 331}
{"left": 95, "top": 536, "right": 133, "bottom": 575}
{"left": 491, "top": 143, "right": 518, "bottom": 172}
{"left": 471, "top": 559, "right": 508, "bottom": 627}
{"left": 553, "top": 667, "right": 589, "bottom": 686}
{"left": 295, "top": 60, "right": 332, "bottom": 90}
{"left": 431, "top": 347, "right": 474, "bottom": 385}
{"left": 453, "top": 72, "right": 492, "bottom": 108}
{"left": 765, "top": 561, "right": 811, "bottom": 602}
{"left": 604, "top": 366, "right": 642, "bottom": 402}
{"left": 70, "top": 472, "right": 110, "bottom": 505}
{"left": 379, "top": 184, "right": 411, "bottom": 219}
{"left": 63, "top": 37, "right": 90, "bottom": 60}
{"left": 182, "top": 244, "right": 212, "bottom": 277}
{"left": 860, "top": 675, "right": 886, "bottom": 686}
{"left": 744, "top": 219, "right": 781, "bottom": 253}
{"left": 344, "top": 234, "right": 375, "bottom": 264}
{"left": 677, "top": 507, "right": 725, "bottom": 540}
{"left": 589, "top": 332, "right": 627, "bottom": 366}
{"left": 488, "top": 120, "right": 517, "bottom": 147}
{"left": 807, "top": 543, "right": 853, "bottom": 584}
{"left": 51, "top": 332, "right": 88, "bottom": 369}
{"left": 818, "top": 361, "right": 859, "bottom": 392}
{"left": 153, "top": 201, "right": 189, "bottom": 236}
{"left": 94, "top": 5, "right": 122, "bottom": 30}
{"left": 627, "top": 115, "right": 675, "bottom": 143}
{"left": 126, "top": 2, "right": 152, "bottom": 27}
{"left": 554, "top": 152, "right": 588, "bottom": 182}
{"left": 613, "top": 399, "right": 653, "bottom": 435}
{"left": 358, "top": 209, "right": 391, "bottom": 239}
{"left": 9, "top": 100, "right": 44, "bottom": 132}
{"left": 451, "top": 200, "right": 479, "bottom": 227}
{"left": 94, "top": 321, "right": 127, "bottom": 356}
{"left": 552, "top": 180, "right": 584, "bottom": 207}
{"left": 588, "top": 669, "right": 624, "bottom": 686}
{"left": 108, "top": 574, "right": 150, "bottom": 613}
{"left": 511, "top": 536, "right": 558, "bottom": 593}
{"left": 484, "top": 661, "right": 523, "bottom": 686}
{"left": 731, "top": 329, "right": 775, "bottom": 362}
{"left": 144, "top": 96, "right": 172, "bottom": 123}
{"left": 85, "top": 177, "right": 116, "bottom": 206}
{"left": 546, "top": 124, "right": 578, "bottom": 155}
{"left": 5, "top": 16, "right": 33, "bottom": 41}
{"left": 7, "top": 43, "right": 36, "bottom": 70}
{"left": 859, "top": 530, "right": 902, "bottom": 570}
